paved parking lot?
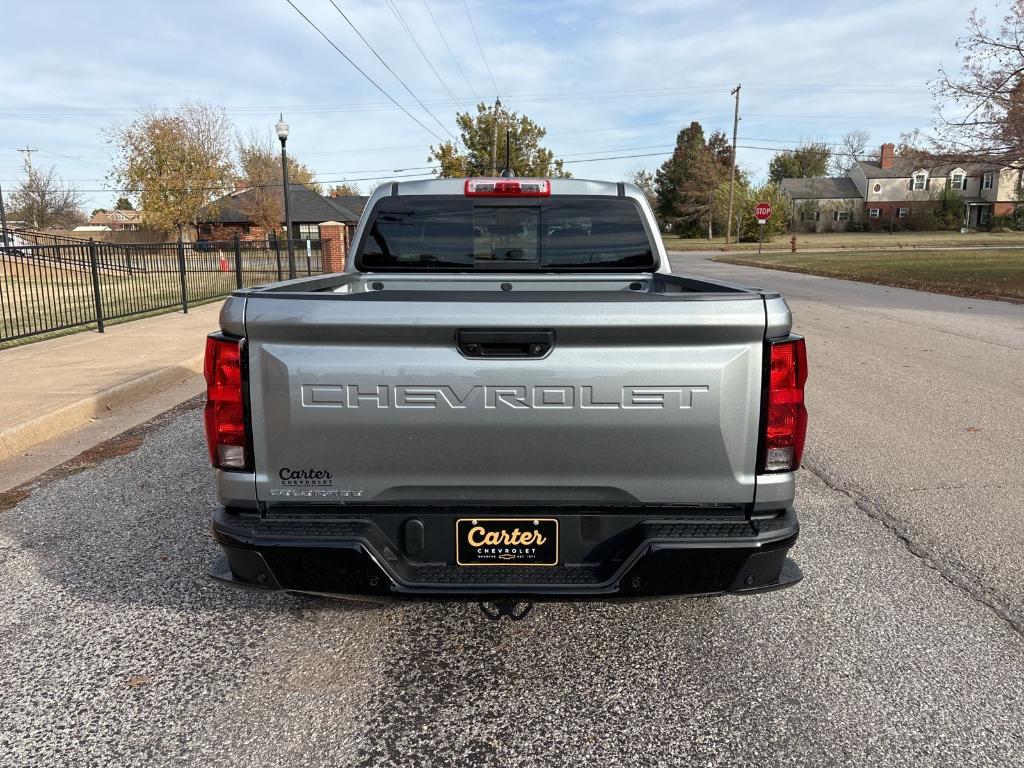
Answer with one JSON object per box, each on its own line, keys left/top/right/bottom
{"left": 1, "top": 257, "right": 1022, "bottom": 767}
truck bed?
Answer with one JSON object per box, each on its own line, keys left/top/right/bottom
{"left": 241, "top": 270, "right": 776, "bottom": 299}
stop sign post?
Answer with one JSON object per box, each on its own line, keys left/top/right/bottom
{"left": 754, "top": 201, "right": 772, "bottom": 253}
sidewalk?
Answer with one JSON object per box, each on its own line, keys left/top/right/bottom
{"left": 0, "top": 304, "right": 222, "bottom": 462}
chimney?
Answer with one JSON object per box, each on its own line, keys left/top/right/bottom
{"left": 879, "top": 143, "right": 895, "bottom": 170}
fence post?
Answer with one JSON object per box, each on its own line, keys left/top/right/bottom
{"left": 305, "top": 239, "right": 312, "bottom": 276}
{"left": 273, "top": 234, "right": 283, "bottom": 281}
{"left": 233, "top": 235, "right": 243, "bottom": 289}
{"left": 88, "top": 238, "right": 105, "bottom": 333}
{"left": 177, "top": 236, "right": 188, "bottom": 314}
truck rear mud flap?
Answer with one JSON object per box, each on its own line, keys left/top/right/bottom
{"left": 210, "top": 507, "right": 800, "bottom": 600}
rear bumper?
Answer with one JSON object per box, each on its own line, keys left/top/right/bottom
{"left": 211, "top": 506, "right": 800, "bottom": 599}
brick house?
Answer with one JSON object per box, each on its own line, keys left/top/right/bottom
{"left": 196, "top": 185, "right": 366, "bottom": 244}
{"left": 781, "top": 142, "right": 1023, "bottom": 231}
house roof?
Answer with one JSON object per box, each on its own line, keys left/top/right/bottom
{"left": 779, "top": 176, "right": 862, "bottom": 200}
{"left": 326, "top": 194, "right": 369, "bottom": 218}
{"left": 89, "top": 209, "right": 143, "bottom": 226}
{"left": 855, "top": 158, "right": 999, "bottom": 179}
{"left": 200, "top": 185, "right": 363, "bottom": 225}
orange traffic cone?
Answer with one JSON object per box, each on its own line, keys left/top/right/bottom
{"left": 219, "top": 251, "right": 229, "bottom": 272}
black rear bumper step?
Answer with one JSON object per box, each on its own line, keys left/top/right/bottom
{"left": 211, "top": 507, "right": 800, "bottom": 599}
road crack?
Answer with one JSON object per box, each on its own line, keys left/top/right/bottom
{"left": 802, "top": 457, "right": 1024, "bottom": 640}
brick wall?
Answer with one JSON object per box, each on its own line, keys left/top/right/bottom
{"left": 319, "top": 221, "right": 347, "bottom": 273}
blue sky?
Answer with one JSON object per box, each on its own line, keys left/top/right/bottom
{"left": 0, "top": 0, "right": 1002, "bottom": 210}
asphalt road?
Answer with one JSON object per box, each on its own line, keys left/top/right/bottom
{"left": 671, "top": 251, "right": 1024, "bottom": 628}
{"left": 1, "top": 258, "right": 1023, "bottom": 767}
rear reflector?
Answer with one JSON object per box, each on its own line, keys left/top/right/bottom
{"left": 761, "top": 337, "right": 808, "bottom": 473}
{"left": 464, "top": 178, "right": 551, "bottom": 196}
{"left": 204, "top": 334, "right": 250, "bottom": 471}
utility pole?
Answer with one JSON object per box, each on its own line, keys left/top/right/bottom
{"left": 491, "top": 98, "right": 501, "bottom": 176}
{"left": 725, "top": 85, "right": 741, "bottom": 244}
{"left": 18, "top": 146, "right": 37, "bottom": 173}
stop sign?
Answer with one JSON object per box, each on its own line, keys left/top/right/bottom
{"left": 754, "top": 202, "right": 772, "bottom": 222}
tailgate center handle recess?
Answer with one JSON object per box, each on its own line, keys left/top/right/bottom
{"left": 457, "top": 330, "right": 554, "bottom": 358}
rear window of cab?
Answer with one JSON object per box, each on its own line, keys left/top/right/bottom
{"left": 357, "top": 196, "right": 656, "bottom": 271}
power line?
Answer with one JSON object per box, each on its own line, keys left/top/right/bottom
{"left": 0, "top": 139, "right": 894, "bottom": 185}
{"left": 13, "top": 169, "right": 440, "bottom": 194}
{"left": 422, "top": 0, "right": 480, "bottom": 102}
{"left": 383, "top": 0, "right": 468, "bottom": 112}
{"left": 0, "top": 85, "right": 933, "bottom": 117}
{"left": 462, "top": 0, "right": 499, "bottom": 99}
{"left": 281, "top": 0, "right": 448, "bottom": 143}
{"left": 326, "top": 0, "right": 456, "bottom": 142}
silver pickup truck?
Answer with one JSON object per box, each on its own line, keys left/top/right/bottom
{"left": 204, "top": 177, "right": 807, "bottom": 603}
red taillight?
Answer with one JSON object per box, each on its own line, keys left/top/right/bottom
{"left": 761, "top": 337, "right": 808, "bottom": 472}
{"left": 204, "top": 334, "right": 249, "bottom": 471}
{"left": 464, "top": 178, "right": 551, "bottom": 196}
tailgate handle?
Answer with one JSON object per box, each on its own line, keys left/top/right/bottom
{"left": 457, "top": 330, "right": 554, "bottom": 358}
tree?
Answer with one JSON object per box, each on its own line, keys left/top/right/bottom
{"left": 631, "top": 169, "right": 657, "bottom": 208}
{"left": 830, "top": 130, "right": 871, "bottom": 175}
{"left": 8, "top": 160, "right": 86, "bottom": 229}
{"left": 654, "top": 122, "right": 738, "bottom": 236}
{"left": 429, "top": 102, "right": 570, "bottom": 178}
{"left": 108, "top": 102, "right": 234, "bottom": 235}
{"left": 731, "top": 183, "right": 793, "bottom": 242}
{"left": 234, "top": 130, "right": 321, "bottom": 234}
{"left": 327, "top": 182, "right": 361, "bottom": 196}
{"left": 934, "top": 185, "right": 966, "bottom": 229}
{"left": 114, "top": 196, "right": 134, "bottom": 210}
{"left": 934, "top": 3, "right": 1024, "bottom": 162}
{"left": 767, "top": 141, "right": 831, "bottom": 184}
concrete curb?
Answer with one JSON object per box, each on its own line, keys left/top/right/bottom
{"left": 0, "top": 355, "right": 205, "bottom": 463}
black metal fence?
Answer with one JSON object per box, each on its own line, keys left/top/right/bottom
{"left": 0, "top": 236, "right": 323, "bottom": 345}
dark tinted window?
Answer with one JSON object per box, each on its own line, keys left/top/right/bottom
{"left": 358, "top": 196, "right": 655, "bottom": 271}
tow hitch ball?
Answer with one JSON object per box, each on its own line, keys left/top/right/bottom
{"left": 479, "top": 600, "right": 533, "bottom": 621}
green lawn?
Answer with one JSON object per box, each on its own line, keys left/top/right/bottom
{"left": 715, "top": 249, "right": 1024, "bottom": 301}
{"left": 664, "top": 231, "right": 1024, "bottom": 252}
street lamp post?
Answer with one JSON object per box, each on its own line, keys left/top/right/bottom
{"left": 0, "top": 181, "right": 9, "bottom": 247}
{"left": 276, "top": 114, "right": 296, "bottom": 279}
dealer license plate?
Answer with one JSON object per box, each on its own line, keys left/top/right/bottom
{"left": 455, "top": 518, "right": 559, "bottom": 566}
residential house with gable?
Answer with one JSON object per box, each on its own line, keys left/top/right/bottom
{"left": 781, "top": 142, "right": 1022, "bottom": 231}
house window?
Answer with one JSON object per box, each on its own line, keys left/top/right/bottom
{"left": 295, "top": 224, "right": 321, "bottom": 241}
{"left": 898, "top": 208, "right": 909, "bottom": 218}
{"left": 951, "top": 172, "right": 965, "bottom": 190}
{"left": 833, "top": 210, "right": 849, "bottom": 222}
{"left": 868, "top": 208, "right": 880, "bottom": 219}
{"left": 982, "top": 172, "right": 994, "bottom": 190}
{"left": 912, "top": 173, "right": 927, "bottom": 191}
{"left": 800, "top": 210, "right": 820, "bottom": 222}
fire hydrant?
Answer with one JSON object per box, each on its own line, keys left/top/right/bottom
{"left": 790, "top": 235, "right": 798, "bottom": 253}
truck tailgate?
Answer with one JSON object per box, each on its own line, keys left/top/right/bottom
{"left": 243, "top": 292, "right": 766, "bottom": 506}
